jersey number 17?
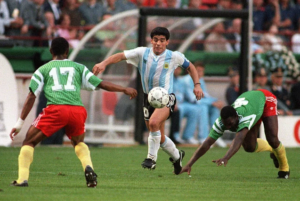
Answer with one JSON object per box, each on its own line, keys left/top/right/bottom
{"left": 49, "top": 67, "right": 75, "bottom": 91}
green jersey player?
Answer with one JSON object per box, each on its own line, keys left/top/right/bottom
{"left": 9, "top": 37, "right": 137, "bottom": 187}
{"left": 180, "top": 89, "right": 290, "bottom": 179}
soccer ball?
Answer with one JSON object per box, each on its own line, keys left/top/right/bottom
{"left": 148, "top": 87, "right": 169, "bottom": 108}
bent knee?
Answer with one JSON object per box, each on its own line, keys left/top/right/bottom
{"left": 148, "top": 119, "right": 160, "bottom": 130}
{"left": 22, "top": 141, "right": 37, "bottom": 147}
{"left": 243, "top": 145, "right": 256, "bottom": 153}
{"left": 71, "top": 135, "right": 85, "bottom": 147}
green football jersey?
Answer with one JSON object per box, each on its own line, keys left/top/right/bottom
{"left": 29, "top": 59, "right": 102, "bottom": 106}
{"left": 209, "top": 90, "right": 266, "bottom": 140}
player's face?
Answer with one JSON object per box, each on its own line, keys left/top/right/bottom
{"left": 151, "top": 35, "right": 169, "bottom": 55}
{"left": 222, "top": 116, "right": 239, "bottom": 131}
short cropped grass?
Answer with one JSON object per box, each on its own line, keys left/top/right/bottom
{"left": 0, "top": 146, "right": 300, "bottom": 201}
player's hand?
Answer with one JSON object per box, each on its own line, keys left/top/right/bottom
{"left": 10, "top": 118, "right": 24, "bottom": 140}
{"left": 212, "top": 158, "right": 228, "bottom": 167}
{"left": 180, "top": 165, "right": 192, "bottom": 175}
{"left": 10, "top": 128, "right": 20, "bottom": 141}
{"left": 92, "top": 63, "right": 106, "bottom": 75}
{"left": 193, "top": 85, "right": 204, "bottom": 100}
{"left": 124, "top": 88, "right": 137, "bottom": 99}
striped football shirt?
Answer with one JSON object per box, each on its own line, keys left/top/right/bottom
{"left": 124, "top": 47, "right": 190, "bottom": 94}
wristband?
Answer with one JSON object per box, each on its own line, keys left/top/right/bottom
{"left": 14, "top": 118, "right": 24, "bottom": 132}
{"left": 194, "top": 83, "right": 201, "bottom": 86}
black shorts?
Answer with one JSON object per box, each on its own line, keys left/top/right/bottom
{"left": 143, "top": 93, "right": 176, "bottom": 121}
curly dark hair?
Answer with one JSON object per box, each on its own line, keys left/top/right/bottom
{"left": 220, "top": 105, "right": 237, "bottom": 119}
{"left": 150, "top": 27, "right": 170, "bottom": 40}
{"left": 50, "top": 37, "right": 69, "bottom": 56}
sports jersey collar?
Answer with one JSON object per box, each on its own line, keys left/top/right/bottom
{"left": 150, "top": 48, "right": 166, "bottom": 60}
{"left": 52, "top": 59, "right": 70, "bottom": 61}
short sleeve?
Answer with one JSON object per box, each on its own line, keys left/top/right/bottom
{"left": 81, "top": 67, "right": 102, "bottom": 91}
{"left": 124, "top": 47, "right": 146, "bottom": 67}
{"left": 174, "top": 51, "right": 190, "bottom": 69}
{"left": 29, "top": 69, "right": 44, "bottom": 97}
{"left": 208, "top": 117, "right": 225, "bottom": 140}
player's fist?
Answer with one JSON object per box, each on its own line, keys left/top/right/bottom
{"left": 92, "top": 63, "right": 106, "bottom": 75}
{"left": 124, "top": 88, "right": 137, "bottom": 99}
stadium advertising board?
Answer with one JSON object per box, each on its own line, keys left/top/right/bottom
{"left": 261, "top": 116, "right": 300, "bottom": 147}
{"left": 0, "top": 53, "right": 18, "bottom": 146}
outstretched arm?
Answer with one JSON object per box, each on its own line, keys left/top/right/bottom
{"left": 10, "top": 92, "right": 36, "bottom": 140}
{"left": 186, "top": 63, "right": 203, "bottom": 100}
{"left": 93, "top": 52, "right": 127, "bottom": 75}
{"left": 212, "top": 128, "right": 248, "bottom": 166}
{"left": 97, "top": 81, "right": 137, "bottom": 99}
{"left": 180, "top": 137, "right": 216, "bottom": 175}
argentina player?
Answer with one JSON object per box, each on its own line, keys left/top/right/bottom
{"left": 93, "top": 27, "right": 203, "bottom": 174}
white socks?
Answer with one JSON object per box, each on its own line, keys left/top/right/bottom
{"left": 147, "top": 131, "right": 161, "bottom": 161}
{"left": 160, "top": 136, "right": 180, "bottom": 161}
{"left": 147, "top": 132, "right": 180, "bottom": 162}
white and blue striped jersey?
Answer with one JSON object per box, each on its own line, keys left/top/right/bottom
{"left": 124, "top": 47, "right": 190, "bottom": 94}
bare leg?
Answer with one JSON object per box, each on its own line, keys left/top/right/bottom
{"left": 242, "top": 123, "right": 273, "bottom": 153}
{"left": 242, "top": 123, "right": 259, "bottom": 152}
{"left": 143, "top": 107, "right": 169, "bottom": 161}
{"left": 149, "top": 108, "right": 180, "bottom": 161}
{"left": 142, "top": 107, "right": 180, "bottom": 171}
{"left": 263, "top": 115, "right": 289, "bottom": 175}
{"left": 148, "top": 107, "right": 170, "bottom": 142}
{"left": 23, "top": 126, "right": 47, "bottom": 147}
{"left": 262, "top": 116, "right": 279, "bottom": 148}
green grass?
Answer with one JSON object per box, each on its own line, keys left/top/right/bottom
{"left": 0, "top": 146, "right": 300, "bottom": 201}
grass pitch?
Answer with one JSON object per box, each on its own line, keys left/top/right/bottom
{"left": 0, "top": 146, "right": 300, "bottom": 201}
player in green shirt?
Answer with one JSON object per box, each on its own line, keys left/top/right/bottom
{"left": 180, "top": 89, "right": 290, "bottom": 179}
{"left": 9, "top": 37, "right": 137, "bottom": 187}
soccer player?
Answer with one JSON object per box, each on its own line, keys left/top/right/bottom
{"left": 9, "top": 37, "right": 137, "bottom": 187}
{"left": 180, "top": 89, "right": 290, "bottom": 179}
{"left": 93, "top": 27, "right": 203, "bottom": 174}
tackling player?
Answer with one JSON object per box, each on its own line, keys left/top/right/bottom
{"left": 180, "top": 89, "right": 290, "bottom": 179}
{"left": 10, "top": 37, "right": 137, "bottom": 187}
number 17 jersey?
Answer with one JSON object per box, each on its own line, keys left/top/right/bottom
{"left": 29, "top": 59, "right": 102, "bottom": 106}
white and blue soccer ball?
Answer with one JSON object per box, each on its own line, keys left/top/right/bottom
{"left": 148, "top": 87, "right": 169, "bottom": 108}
